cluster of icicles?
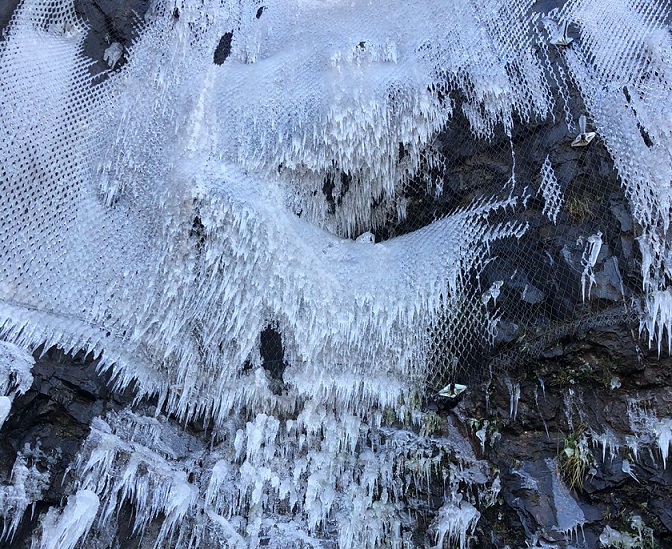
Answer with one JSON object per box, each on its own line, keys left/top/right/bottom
{"left": 0, "top": 0, "right": 671, "bottom": 546}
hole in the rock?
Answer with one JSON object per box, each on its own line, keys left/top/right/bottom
{"left": 190, "top": 215, "right": 206, "bottom": 251}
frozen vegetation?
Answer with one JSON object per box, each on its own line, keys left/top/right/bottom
{"left": 0, "top": 0, "right": 670, "bottom": 546}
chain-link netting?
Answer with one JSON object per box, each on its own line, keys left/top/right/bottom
{"left": 1, "top": 0, "right": 671, "bottom": 547}
{"left": 212, "top": 0, "right": 665, "bottom": 400}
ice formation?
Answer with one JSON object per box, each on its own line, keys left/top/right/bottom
{"left": 0, "top": 0, "right": 670, "bottom": 546}
{"left": 48, "top": 408, "right": 500, "bottom": 547}
{"left": 0, "top": 0, "right": 533, "bottom": 427}
{"left": 1, "top": 444, "right": 53, "bottom": 543}
{"left": 599, "top": 515, "right": 655, "bottom": 549}
{"left": 545, "top": 458, "right": 586, "bottom": 540}
{"left": 506, "top": 379, "right": 521, "bottom": 421}
{"left": 103, "top": 42, "right": 123, "bottom": 69}
{"left": 0, "top": 341, "right": 34, "bottom": 429}
{"left": 579, "top": 398, "right": 672, "bottom": 475}
{"left": 432, "top": 498, "right": 480, "bottom": 549}
{"left": 35, "top": 489, "right": 99, "bottom": 549}
{"left": 627, "top": 398, "right": 672, "bottom": 469}
{"left": 538, "top": 156, "right": 563, "bottom": 224}
{"left": 579, "top": 232, "right": 604, "bottom": 301}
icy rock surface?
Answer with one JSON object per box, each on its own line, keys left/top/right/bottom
{"left": 1, "top": 444, "right": 53, "bottom": 543}
{"left": 0, "top": 0, "right": 671, "bottom": 546}
{"left": 41, "top": 407, "right": 500, "bottom": 548}
{"left": 0, "top": 341, "right": 33, "bottom": 431}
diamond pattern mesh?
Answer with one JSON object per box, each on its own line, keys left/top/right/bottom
{"left": 0, "top": 0, "right": 671, "bottom": 546}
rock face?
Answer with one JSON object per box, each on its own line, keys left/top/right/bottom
{"left": 0, "top": 1, "right": 19, "bottom": 33}
{"left": 0, "top": 348, "right": 134, "bottom": 548}
{"left": 4, "top": 330, "right": 672, "bottom": 547}
{"left": 1, "top": 1, "right": 671, "bottom": 548}
{"left": 468, "top": 321, "right": 672, "bottom": 547}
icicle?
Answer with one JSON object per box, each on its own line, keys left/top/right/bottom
{"left": 432, "top": 497, "right": 480, "bottom": 549}
{"left": 621, "top": 459, "right": 639, "bottom": 483}
{"left": 481, "top": 280, "right": 503, "bottom": 306}
{"left": 653, "top": 418, "right": 672, "bottom": 468}
{"left": 34, "top": 490, "right": 99, "bottom": 549}
{"left": 534, "top": 386, "right": 550, "bottom": 439}
{"left": 580, "top": 232, "right": 603, "bottom": 301}
{"left": 590, "top": 430, "right": 620, "bottom": 463}
{"left": 505, "top": 379, "right": 521, "bottom": 421}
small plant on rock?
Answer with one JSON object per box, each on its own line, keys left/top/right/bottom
{"left": 560, "top": 431, "right": 593, "bottom": 492}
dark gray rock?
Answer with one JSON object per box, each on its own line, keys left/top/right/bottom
{"left": 0, "top": 0, "right": 20, "bottom": 38}
{"left": 610, "top": 195, "right": 634, "bottom": 233}
{"left": 73, "top": 0, "right": 151, "bottom": 76}
{"left": 0, "top": 348, "right": 133, "bottom": 548}
{"left": 591, "top": 256, "right": 625, "bottom": 301}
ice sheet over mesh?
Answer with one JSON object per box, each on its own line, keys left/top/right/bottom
{"left": 0, "top": 0, "right": 671, "bottom": 546}
{"left": 559, "top": 0, "right": 672, "bottom": 348}
{"left": 0, "top": 0, "right": 539, "bottom": 416}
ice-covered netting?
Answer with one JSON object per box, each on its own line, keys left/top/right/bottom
{"left": 1, "top": 0, "right": 671, "bottom": 546}
{"left": 0, "top": 0, "right": 534, "bottom": 422}
{"left": 557, "top": 0, "right": 672, "bottom": 350}
{"left": 0, "top": 2, "right": 528, "bottom": 542}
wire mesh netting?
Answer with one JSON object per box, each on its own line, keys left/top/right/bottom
{"left": 0, "top": 0, "right": 671, "bottom": 547}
